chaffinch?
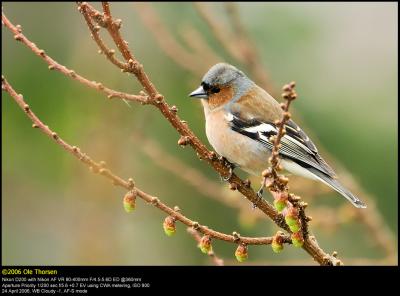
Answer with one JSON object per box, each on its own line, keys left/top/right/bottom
{"left": 189, "top": 63, "right": 366, "bottom": 208}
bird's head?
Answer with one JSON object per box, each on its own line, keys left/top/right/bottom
{"left": 189, "top": 63, "right": 254, "bottom": 110}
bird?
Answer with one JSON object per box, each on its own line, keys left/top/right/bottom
{"left": 188, "top": 63, "right": 366, "bottom": 208}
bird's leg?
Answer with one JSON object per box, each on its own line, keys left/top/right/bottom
{"left": 219, "top": 156, "right": 236, "bottom": 181}
{"left": 224, "top": 164, "right": 236, "bottom": 181}
{"left": 256, "top": 186, "right": 264, "bottom": 199}
{"left": 253, "top": 179, "right": 266, "bottom": 209}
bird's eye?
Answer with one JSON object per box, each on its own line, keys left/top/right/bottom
{"left": 211, "top": 87, "right": 220, "bottom": 94}
{"left": 201, "top": 82, "right": 210, "bottom": 91}
{"left": 201, "top": 82, "right": 220, "bottom": 94}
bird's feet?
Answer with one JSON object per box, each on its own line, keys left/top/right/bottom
{"left": 219, "top": 157, "right": 236, "bottom": 181}
{"left": 253, "top": 185, "right": 265, "bottom": 209}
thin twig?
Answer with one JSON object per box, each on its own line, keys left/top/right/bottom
{"left": 78, "top": 4, "right": 128, "bottom": 70}
{"left": 265, "top": 82, "right": 297, "bottom": 189}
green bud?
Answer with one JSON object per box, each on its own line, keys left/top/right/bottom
{"left": 274, "top": 199, "right": 287, "bottom": 212}
{"left": 272, "top": 191, "right": 288, "bottom": 213}
{"left": 199, "top": 235, "right": 212, "bottom": 254}
{"left": 272, "top": 233, "right": 284, "bottom": 253}
{"left": 271, "top": 241, "right": 284, "bottom": 253}
{"left": 235, "top": 244, "right": 248, "bottom": 262}
{"left": 289, "top": 222, "right": 301, "bottom": 233}
{"left": 123, "top": 191, "right": 136, "bottom": 213}
{"left": 291, "top": 232, "right": 304, "bottom": 248}
{"left": 163, "top": 216, "right": 176, "bottom": 236}
{"left": 285, "top": 215, "right": 298, "bottom": 227}
{"left": 285, "top": 206, "right": 300, "bottom": 231}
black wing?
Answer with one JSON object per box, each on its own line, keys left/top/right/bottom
{"left": 229, "top": 114, "right": 336, "bottom": 178}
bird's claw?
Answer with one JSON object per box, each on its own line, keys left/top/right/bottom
{"left": 256, "top": 187, "right": 264, "bottom": 198}
{"left": 222, "top": 166, "right": 234, "bottom": 181}
{"left": 219, "top": 157, "right": 235, "bottom": 182}
{"left": 253, "top": 186, "right": 264, "bottom": 209}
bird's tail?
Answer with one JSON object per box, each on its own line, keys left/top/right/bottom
{"left": 309, "top": 168, "right": 367, "bottom": 208}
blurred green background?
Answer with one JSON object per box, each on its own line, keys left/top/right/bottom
{"left": 2, "top": 2, "right": 397, "bottom": 265}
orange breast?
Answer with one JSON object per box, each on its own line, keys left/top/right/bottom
{"left": 207, "top": 86, "right": 234, "bottom": 110}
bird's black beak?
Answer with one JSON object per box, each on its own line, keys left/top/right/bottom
{"left": 189, "top": 85, "right": 208, "bottom": 99}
